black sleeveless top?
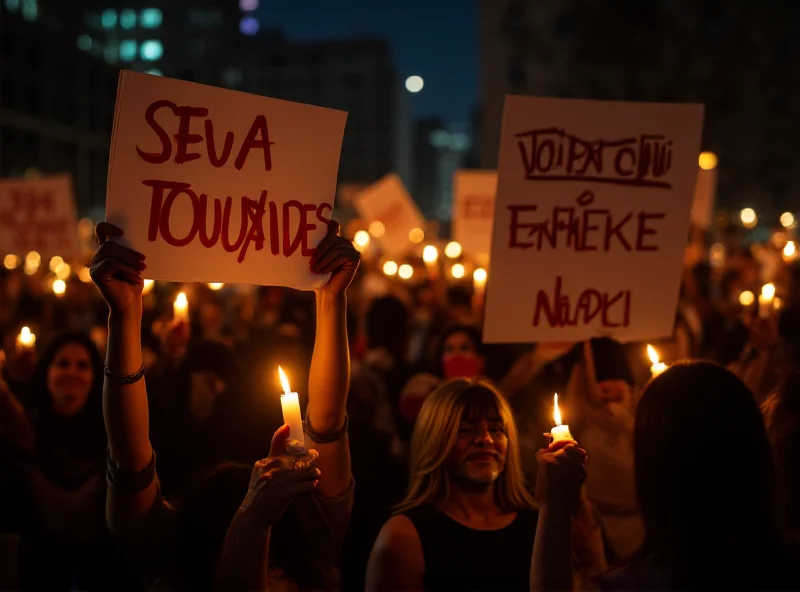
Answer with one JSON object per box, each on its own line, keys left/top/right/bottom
{"left": 403, "top": 504, "right": 538, "bottom": 592}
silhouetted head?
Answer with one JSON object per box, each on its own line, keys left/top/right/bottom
{"left": 433, "top": 325, "right": 486, "bottom": 379}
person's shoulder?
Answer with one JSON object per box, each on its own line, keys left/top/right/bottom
{"left": 372, "top": 514, "right": 423, "bottom": 559}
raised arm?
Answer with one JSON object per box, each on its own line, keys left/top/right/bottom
{"left": 90, "top": 223, "right": 156, "bottom": 532}
{"left": 306, "top": 221, "right": 359, "bottom": 499}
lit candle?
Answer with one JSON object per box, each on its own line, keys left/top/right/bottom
{"left": 53, "top": 279, "right": 66, "bottom": 296}
{"left": 16, "top": 326, "right": 36, "bottom": 351}
{"left": 758, "top": 283, "right": 775, "bottom": 318}
{"left": 173, "top": 292, "right": 189, "bottom": 323}
{"left": 647, "top": 344, "right": 667, "bottom": 377}
{"left": 423, "top": 245, "right": 439, "bottom": 278}
{"left": 142, "top": 279, "right": 155, "bottom": 295}
{"left": 473, "top": 267, "right": 488, "bottom": 294}
{"left": 551, "top": 394, "right": 573, "bottom": 442}
{"left": 278, "top": 366, "right": 305, "bottom": 453}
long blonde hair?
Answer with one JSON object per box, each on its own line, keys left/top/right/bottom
{"left": 394, "top": 378, "right": 535, "bottom": 514}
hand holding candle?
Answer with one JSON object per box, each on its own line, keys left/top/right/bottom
{"left": 647, "top": 344, "right": 667, "bottom": 377}
{"left": 550, "top": 394, "right": 573, "bottom": 442}
{"left": 278, "top": 366, "right": 305, "bottom": 453}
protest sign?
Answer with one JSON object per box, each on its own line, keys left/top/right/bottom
{"left": 453, "top": 169, "right": 496, "bottom": 263}
{"left": 690, "top": 167, "right": 718, "bottom": 229}
{"left": 106, "top": 71, "right": 347, "bottom": 289}
{"left": 353, "top": 173, "right": 424, "bottom": 257}
{"left": 0, "top": 175, "right": 81, "bottom": 257}
{"left": 483, "top": 95, "right": 704, "bottom": 343}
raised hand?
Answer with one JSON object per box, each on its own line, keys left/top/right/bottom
{"left": 90, "top": 223, "right": 146, "bottom": 315}
{"left": 535, "top": 439, "right": 588, "bottom": 511}
{"left": 309, "top": 221, "right": 360, "bottom": 295}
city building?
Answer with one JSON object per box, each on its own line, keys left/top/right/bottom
{"left": 0, "top": 4, "right": 118, "bottom": 214}
{"left": 479, "top": 0, "right": 800, "bottom": 213}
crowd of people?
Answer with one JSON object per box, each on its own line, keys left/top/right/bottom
{"left": 0, "top": 217, "right": 799, "bottom": 591}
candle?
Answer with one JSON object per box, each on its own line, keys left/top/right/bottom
{"left": 551, "top": 394, "right": 573, "bottom": 442}
{"left": 142, "top": 279, "right": 155, "bottom": 295}
{"left": 473, "top": 267, "right": 487, "bottom": 293}
{"left": 758, "top": 283, "right": 775, "bottom": 318}
{"left": 423, "top": 245, "right": 439, "bottom": 279}
{"left": 173, "top": 292, "right": 189, "bottom": 323}
{"left": 16, "top": 326, "right": 36, "bottom": 351}
{"left": 278, "top": 366, "right": 305, "bottom": 452}
{"left": 647, "top": 344, "right": 667, "bottom": 377}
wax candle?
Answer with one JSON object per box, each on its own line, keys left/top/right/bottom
{"left": 647, "top": 344, "right": 667, "bottom": 377}
{"left": 278, "top": 366, "right": 305, "bottom": 452}
{"left": 173, "top": 292, "right": 189, "bottom": 323}
{"left": 423, "top": 245, "right": 439, "bottom": 279}
{"left": 16, "top": 326, "right": 36, "bottom": 351}
{"left": 758, "top": 283, "right": 775, "bottom": 318}
{"left": 551, "top": 394, "right": 573, "bottom": 442}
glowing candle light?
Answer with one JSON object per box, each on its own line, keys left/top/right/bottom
{"left": 353, "top": 230, "right": 371, "bottom": 253}
{"left": 759, "top": 283, "right": 776, "bottom": 318}
{"left": 444, "top": 241, "right": 462, "bottom": 259}
{"left": 173, "top": 292, "right": 189, "bottom": 323}
{"left": 739, "top": 290, "right": 755, "bottom": 307}
{"left": 368, "top": 221, "right": 386, "bottom": 238}
{"left": 784, "top": 241, "right": 797, "bottom": 262}
{"left": 398, "top": 264, "right": 414, "bottom": 280}
{"left": 53, "top": 279, "right": 66, "bottom": 296}
{"left": 3, "top": 254, "right": 20, "bottom": 270}
{"left": 16, "top": 326, "right": 36, "bottom": 351}
{"left": 647, "top": 344, "right": 667, "bottom": 377}
{"left": 551, "top": 394, "right": 573, "bottom": 442}
{"left": 77, "top": 266, "right": 92, "bottom": 283}
{"left": 207, "top": 283, "right": 225, "bottom": 291}
{"left": 142, "top": 279, "right": 155, "bottom": 295}
{"left": 49, "top": 256, "right": 64, "bottom": 272}
{"left": 451, "top": 263, "right": 465, "bottom": 279}
{"left": 278, "top": 366, "right": 305, "bottom": 452}
{"left": 422, "top": 245, "right": 438, "bottom": 265}
{"left": 473, "top": 267, "right": 487, "bottom": 293}
{"left": 383, "top": 261, "right": 398, "bottom": 276}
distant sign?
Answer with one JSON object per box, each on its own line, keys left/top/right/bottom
{"left": 354, "top": 173, "right": 424, "bottom": 257}
{"left": 105, "top": 71, "right": 347, "bottom": 289}
{"left": 453, "top": 169, "right": 496, "bottom": 263}
{"left": 484, "top": 95, "right": 704, "bottom": 343}
{"left": 0, "top": 175, "right": 80, "bottom": 257}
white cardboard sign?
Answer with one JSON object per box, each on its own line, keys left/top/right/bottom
{"left": 484, "top": 95, "right": 704, "bottom": 343}
{"left": 353, "top": 173, "right": 424, "bottom": 257}
{"left": 106, "top": 71, "right": 347, "bottom": 289}
{"left": 453, "top": 169, "right": 497, "bottom": 262}
{"left": 0, "top": 175, "right": 81, "bottom": 258}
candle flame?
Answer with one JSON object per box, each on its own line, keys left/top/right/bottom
{"left": 278, "top": 366, "right": 291, "bottom": 395}
{"left": 175, "top": 292, "right": 187, "bottom": 306}
{"left": 553, "top": 394, "right": 562, "bottom": 427}
{"left": 761, "top": 283, "right": 776, "bottom": 299}
{"left": 647, "top": 344, "right": 660, "bottom": 365}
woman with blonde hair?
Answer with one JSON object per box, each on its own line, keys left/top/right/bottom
{"left": 366, "top": 378, "right": 588, "bottom": 591}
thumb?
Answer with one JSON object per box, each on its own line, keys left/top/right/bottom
{"left": 268, "top": 424, "right": 291, "bottom": 458}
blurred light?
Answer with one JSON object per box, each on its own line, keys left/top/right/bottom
{"left": 780, "top": 212, "right": 795, "bottom": 228}
{"left": 207, "top": 282, "right": 225, "bottom": 290}
{"left": 698, "top": 152, "right": 718, "bottom": 170}
{"left": 21, "top": 0, "right": 37, "bottom": 21}
{"left": 55, "top": 263, "right": 71, "bottom": 280}
{"left": 473, "top": 267, "right": 488, "bottom": 284}
{"left": 408, "top": 228, "right": 425, "bottom": 244}
{"left": 784, "top": 241, "right": 797, "bottom": 262}
{"left": 5, "top": 0, "right": 20, "bottom": 12}
{"left": 739, "top": 290, "right": 755, "bottom": 307}
{"left": 422, "top": 245, "right": 438, "bottom": 264}
{"left": 761, "top": 283, "right": 776, "bottom": 300}
{"left": 139, "top": 8, "right": 162, "bottom": 28}
{"left": 240, "top": 0, "right": 259, "bottom": 10}
{"left": 140, "top": 39, "right": 163, "bottom": 61}
{"left": 77, "top": 218, "right": 94, "bottom": 240}
{"left": 451, "top": 263, "right": 466, "bottom": 279}
{"left": 146, "top": 68, "right": 163, "bottom": 76}
{"left": 772, "top": 231, "right": 788, "bottom": 249}
{"left": 239, "top": 16, "right": 259, "bottom": 35}
{"left": 398, "top": 264, "right": 414, "bottom": 280}
{"left": 25, "top": 251, "right": 41, "bottom": 267}
{"left": 77, "top": 34, "right": 92, "bottom": 51}
{"left": 368, "top": 221, "right": 385, "bottom": 238}
{"left": 430, "top": 130, "right": 449, "bottom": 149}
{"left": 142, "top": 279, "right": 155, "bottom": 295}
{"left": 119, "top": 39, "right": 137, "bottom": 62}
{"left": 100, "top": 8, "right": 117, "bottom": 29}
{"left": 353, "top": 230, "right": 371, "bottom": 251}
{"left": 774, "top": 297, "right": 783, "bottom": 311}
{"left": 120, "top": 8, "right": 137, "bottom": 28}
{"left": 53, "top": 279, "right": 66, "bottom": 296}
{"left": 78, "top": 266, "right": 92, "bottom": 283}
{"left": 4, "top": 254, "right": 20, "bottom": 270}
{"left": 450, "top": 132, "right": 471, "bottom": 152}
{"left": 740, "top": 207, "right": 757, "bottom": 228}
{"left": 48, "top": 256, "right": 63, "bottom": 271}
{"left": 383, "top": 261, "right": 398, "bottom": 276}
{"left": 709, "top": 243, "right": 726, "bottom": 269}
{"left": 405, "top": 75, "right": 424, "bottom": 93}
{"left": 444, "top": 241, "right": 462, "bottom": 259}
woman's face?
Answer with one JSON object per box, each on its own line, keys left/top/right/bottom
{"left": 47, "top": 342, "right": 94, "bottom": 417}
{"left": 442, "top": 331, "right": 479, "bottom": 362}
{"left": 441, "top": 331, "right": 485, "bottom": 379}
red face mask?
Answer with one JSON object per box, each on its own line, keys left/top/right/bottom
{"left": 443, "top": 354, "right": 485, "bottom": 379}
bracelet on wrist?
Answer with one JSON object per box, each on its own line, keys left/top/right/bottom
{"left": 104, "top": 363, "right": 145, "bottom": 385}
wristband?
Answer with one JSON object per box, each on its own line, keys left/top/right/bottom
{"left": 104, "top": 363, "right": 145, "bottom": 385}
{"left": 304, "top": 414, "right": 348, "bottom": 444}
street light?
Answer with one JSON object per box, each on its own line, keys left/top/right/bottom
{"left": 405, "top": 75, "right": 424, "bottom": 93}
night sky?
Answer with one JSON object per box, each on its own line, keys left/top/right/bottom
{"left": 257, "top": 0, "right": 478, "bottom": 125}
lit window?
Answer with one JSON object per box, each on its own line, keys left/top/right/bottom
{"left": 101, "top": 9, "right": 117, "bottom": 29}
{"left": 140, "top": 8, "right": 162, "bottom": 28}
{"left": 140, "top": 40, "right": 163, "bottom": 61}
{"left": 120, "top": 9, "right": 137, "bottom": 29}
{"left": 239, "top": 16, "right": 259, "bottom": 35}
{"left": 145, "top": 68, "right": 163, "bottom": 76}
{"left": 4, "top": 0, "right": 20, "bottom": 12}
{"left": 76, "top": 34, "right": 92, "bottom": 51}
{"left": 119, "top": 40, "right": 137, "bottom": 62}
{"left": 239, "top": 0, "right": 259, "bottom": 11}
{"left": 21, "top": 0, "right": 37, "bottom": 20}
